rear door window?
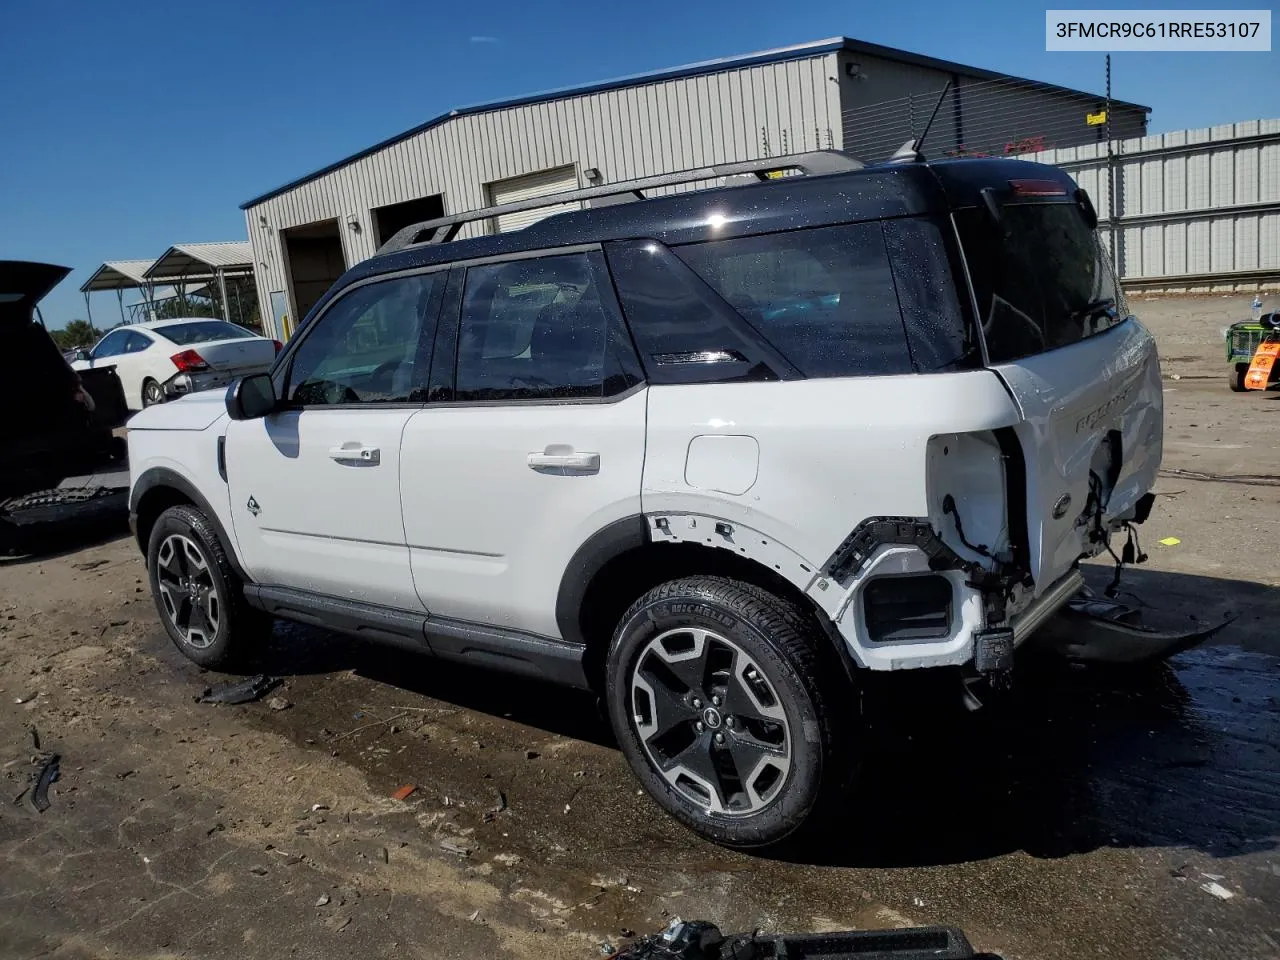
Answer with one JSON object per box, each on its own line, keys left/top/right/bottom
{"left": 672, "top": 222, "right": 912, "bottom": 378}
{"left": 955, "top": 202, "right": 1127, "bottom": 364}
{"left": 453, "top": 252, "right": 638, "bottom": 402}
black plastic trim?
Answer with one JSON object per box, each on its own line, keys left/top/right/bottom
{"left": 825, "top": 516, "right": 977, "bottom": 583}
{"left": 554, "top": 515, "right": 650, "bottom": 646}
{"left": 242, "top": 585, "right": 589, "bottom": 688}
{"left": 129, "top": 467, "right": 250, "bottom": 582}
{"left": 216, "top": 436, "right": 227, "bottom": 482}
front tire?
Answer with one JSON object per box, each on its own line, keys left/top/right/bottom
{"left": 605, "top": 576, "right": 851, "bottom": 848}
{"left": 1229, "top": 363, "right": 1249, "bottom": 392}
{"left": 146, "top": 504, "right": 262, "bottom": 669}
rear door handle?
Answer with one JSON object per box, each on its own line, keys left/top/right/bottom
{"left": 329, "top": 444, "right": 380, "bottom": 465}
{"left": 527, "top": 447, "right": 600, "bottom": 473}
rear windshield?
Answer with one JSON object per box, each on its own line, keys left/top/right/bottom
{"left": 159, "top": 320, "right": 254, "bottom": 345}
{"left": 955, "top": 202, "right": 1126, "bottom": 363}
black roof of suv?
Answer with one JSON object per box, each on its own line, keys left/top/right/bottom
{"left": 311, "top": 153, "right": 1078, "bottom": 321}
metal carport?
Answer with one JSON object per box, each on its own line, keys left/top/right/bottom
{"left": 78, "top": 259, "right": 159, "bottom": 327}
{"left": 142, "top": 242, "right": 255, "bottom": 326}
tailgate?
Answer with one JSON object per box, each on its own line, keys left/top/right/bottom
{"left": 992, "top": 319, "right": 1163, "bottom": 593}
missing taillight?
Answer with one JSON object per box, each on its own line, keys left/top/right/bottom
{"left": 170, "top": 349, "right": 209, "bottom": 372}
{"left": 272, "top": 339, "right": 283, "bottom": 354}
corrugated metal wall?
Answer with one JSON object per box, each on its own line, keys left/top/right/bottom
{"left": 245, "top": 54, "right": 842, "bottom": 337}
{"left": 838, "top": 52, "right": 1147, "bottom": 164}
{"left": 1021, "top": 119, "right": 1280, "bottom": 290}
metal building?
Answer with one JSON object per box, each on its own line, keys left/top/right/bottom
{"left": 241, "top": 36, "right": 1149, "bottom": 339}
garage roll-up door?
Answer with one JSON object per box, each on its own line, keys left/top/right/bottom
{"left": 487, "top": 165, "right": 580, "bottom": 233}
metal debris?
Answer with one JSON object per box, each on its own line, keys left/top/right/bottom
{"left": 197, "top": 675, "right": 280, "bottom": 705}
{"left": 439, "top": 837, "right": 475, "bottom": 857}
{"left": 315, "top": 894, "right": 331, "bottom": 907}
{"left": 1200, "top": 881, "right": 1235, "bottom": 900}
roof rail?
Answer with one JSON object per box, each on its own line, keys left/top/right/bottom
{"left": 376, "top": 150, "right": 863, "bottom": 255}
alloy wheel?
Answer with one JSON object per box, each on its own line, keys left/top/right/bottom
{"left": 155, "top": 533, "right": 221, "bottom": 649}
{"left": 630, "top": 627, "right": 792, "bottom": 817}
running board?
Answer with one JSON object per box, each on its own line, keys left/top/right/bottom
{"left": 243, "top": 584, "right": 589, "bottom": 688}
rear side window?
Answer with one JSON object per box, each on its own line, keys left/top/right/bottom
{"left": 673, "top": 223, "right": 912, "bottom": 378}
{"left": 455, "top": 252, "right": 636, "bottom": 402}
{"left": 955, "top": 202, "right": 1127, "bottom": 364}
{"left": 159, "top": 321, "right": 254, "bottom": 345}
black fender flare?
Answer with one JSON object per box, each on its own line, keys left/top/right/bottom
{"left": 130, "top": 466, "right": 251, "bottom": 582}
{"left": 554, "top": 515, "right": 649, "bottom": 646}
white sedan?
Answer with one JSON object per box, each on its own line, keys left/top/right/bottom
{"left": 71, "top": 318, "right": 281, "bottom": 410}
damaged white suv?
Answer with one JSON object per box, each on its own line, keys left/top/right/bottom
{"left": 128, "top": 151, "right": 1162, "bottom": 848}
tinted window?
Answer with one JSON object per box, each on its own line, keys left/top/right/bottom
{"left": 91, "top": 329, "right": 129, "bottom": 359}
{"left": 159, "top": 320, "right": 255, "bottom": 345}
{"left": 674, "top": 223, "right": 912, "bottom": 378}
{"left": 455, "top": 253, "right": 627, "bottom": 401}
{"left": 605, "top": 240, "right": 787, "bottom": 384}
{"left": 955, "top": 202, "right": 1127, "bottom": 364}
{"left": 882, "top": 217, "right": 981, "bottom": 372}
{"left": 286, "top": 272, "right": 443, "bottom": 405}
{"left": 123, "top": 331, "right": 152, "bottom": 354}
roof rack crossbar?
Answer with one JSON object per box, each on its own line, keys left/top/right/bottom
{"left": 376, "top": 150, "right": 863, "bottom": 255}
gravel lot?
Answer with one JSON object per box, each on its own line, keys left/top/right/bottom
{"left": 2, "top": 294, "right": 1278, "bottom": 960}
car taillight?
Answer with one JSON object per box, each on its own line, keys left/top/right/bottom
{"left": 171, "top": 349, "right": 209, "bottom": 372}
{"left": 272, "top": 339, "right": 284, "bottom": 354}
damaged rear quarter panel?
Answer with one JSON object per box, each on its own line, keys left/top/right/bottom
{"left": 641, "top": 373, "right": 1023, "bottom": 570}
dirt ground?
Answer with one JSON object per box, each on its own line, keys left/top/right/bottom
{"left": 2, "top": 294, "right": 1278, "bottom": 960}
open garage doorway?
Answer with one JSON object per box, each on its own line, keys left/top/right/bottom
{"left": 282, "top": 220, "right": 346, "bottom": 327}
{"left": 373, "top": 195, "right": 445, "bottom": 248}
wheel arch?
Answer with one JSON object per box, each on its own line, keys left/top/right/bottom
{"left": 131, "top": 467, "right": 250, "bottom": 582}
{"left": 558, "top": 515, "right": 850, "bottom": 694}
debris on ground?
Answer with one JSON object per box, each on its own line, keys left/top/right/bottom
{"left": 439, "top": 837, "right": 475, "bottom": 858}
{"left": 17, "top": 752, "right": 61, "bottom": 814}
{"left": 315, "top": 894, "right": 331, "bottom": 907}
{"left": 267, "top": 696, "right": 292, "bottom": 711}
{"left": 484, "top": 789, "right": 508, "bottom": 821}
{"left": 391, "top": 783, "right": 417, "bottom": 801}
{"left": 1158, "top": 536, "right": 1182, "bottom": 546}
{"left": 197, "top": 675, "right": 279, "bottom": 705}
{"left": 612, "top": 919, "right": 983, "bottom": 960}
{"left": 524, "top": 749, "right": 539, "bottom": 760}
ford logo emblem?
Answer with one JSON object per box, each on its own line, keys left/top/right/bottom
{"left": 1052, "top": 493, "right": 1073, "bottom": 519}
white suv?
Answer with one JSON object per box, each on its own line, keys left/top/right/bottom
{"left": 127, "top": 152, "right": 1162, "bottom": 848}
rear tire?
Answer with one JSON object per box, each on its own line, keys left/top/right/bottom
{"left": 142, "top": 379, "right": 165, "bottom": 407}
{"left": 605, "top": 576, "right": 853, "bottom": 849}
{"left": 146, "top": 504, "right": 264, "bottom": 669}
{"left": 1229, "top": 363, "right": 1249, "bottom": 392}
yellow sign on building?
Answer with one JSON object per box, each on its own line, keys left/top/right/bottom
{"left": 1086, "top": 111, "right": 1108, "bottom": 126}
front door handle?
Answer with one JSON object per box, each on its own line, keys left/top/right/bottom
{"left": 527, "top": 446, "right": 600, "bottom": 473}
{"left": 329, "top": 443, "right": 380, "bottom": 465}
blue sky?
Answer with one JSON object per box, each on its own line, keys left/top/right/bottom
{"left": 3, "top": 0, "right": 1275, "bottom": 329}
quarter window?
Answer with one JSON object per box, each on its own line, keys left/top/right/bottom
{"left": 455, "top": 253, "right": 629, "bottom": 401}
{"left": 673, "top": 223, "right": 913, "bottom": 378}
{"left": 285, "top": 272, "right": 443, "bottom": 405}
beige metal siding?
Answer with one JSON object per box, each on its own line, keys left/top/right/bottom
{"left": 1020, "top": 119, "right": 1280, "bottom": 290}
{"left": 244, "top": 53, "right": 843, "bottom": 337}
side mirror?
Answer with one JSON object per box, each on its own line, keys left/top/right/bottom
{"left": 74, "top": 349, "right": 91, "bottom": 362}
{"left": 226, "top": 373, "right": 278, "bottom": 420}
